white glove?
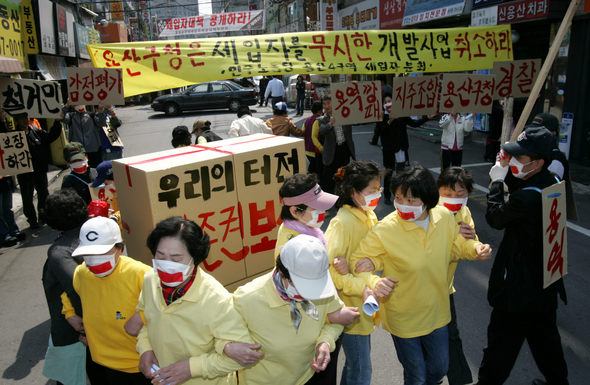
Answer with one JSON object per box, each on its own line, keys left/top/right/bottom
{"left": 489, "top": 161, "right": 509, "bottom": 182}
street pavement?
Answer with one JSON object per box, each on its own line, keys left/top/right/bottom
{"left": 1, "top": 104, "right": 589, "bottom": 385}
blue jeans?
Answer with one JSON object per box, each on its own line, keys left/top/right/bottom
{"left": 391, "top": 326, "right": 449, "bottom": 385}
{"left": 340, "top": 333, "right": 372, "bottom": 385}
{"left": 296, "top": 93, "right": 305, "bottom": 114}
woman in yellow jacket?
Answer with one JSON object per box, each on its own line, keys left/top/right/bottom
{"left": 325, "top": 160, "right": 382, "bottom": 385}
{"left": 136, "top": 217, "right": 263, "bottom": 385}
{"left": 351, "top": 165, "right": 492, "bottom": 385}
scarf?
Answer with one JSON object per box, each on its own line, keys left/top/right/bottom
{"left": 272, "top": 270, "right": 318, "bottom": 333}
{"left": 282, "top": 219, "right": 327, "bottom": 246}
{"left": 161, "top": 267, "right": 197, "bottom": 306}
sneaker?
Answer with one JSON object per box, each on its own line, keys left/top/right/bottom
{"left": 1, "top": 236, "right": 17, "bottom": 247}
{"left": 369, "top": 140, "right": 378, "bottom": 146}
{"left": 12, "top": 232, "right": 26, "bottom": 242}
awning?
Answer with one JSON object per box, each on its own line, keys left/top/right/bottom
{"left": 0, "top": 56, "right": 24, "bottom": 73}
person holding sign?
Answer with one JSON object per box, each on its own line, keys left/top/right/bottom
{"left": 95, "top": 104, "right": 124, "bottom": 161}
{"left": 12, "top": 111, "right": 63, "bottom": 229}
{"left": 477, "top": 126, "right": 568, "bottom": 385}
{"left": 439, "top": 111, "right": 474, "bottom": 171}
{"left": 63, "top": 103, "right": 103, "bottom": 168}
{"left": 233, "top": 235, "right": 344, "bottom": 385}
{"left": 318, "top": 96, "right": 356, "bottom": 194}
{"left": 351, "top": 165, "right": 492, "bottom": 385}
{"left": 437, "top": 168, "right": 479, "bottom": 385}
{"left": 136, "top": 217, "right": 261, "bottom": 385}
{"left": 325, "top": 161, "right": 382, "bottom": 385}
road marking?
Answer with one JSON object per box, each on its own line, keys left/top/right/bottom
{"left": 461, "top": 162, "right": 494, "bottom": 168}
{"left": 353, "top": 131, "right": 374, "bottom": 135}
{"left": 429, "top": 168, "right": 590, "bottom": 238}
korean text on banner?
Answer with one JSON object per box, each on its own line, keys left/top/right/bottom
{"left": 392, "top": 75, "right": 439, "bottom": 116}
{"left": 111, "top": 134, "right": 305, "bottom": 289}
{"left": 440, "top": 73, "right": 495, "bottom": 113}
{"left": 103, "top": 124, "right": 123, "bottom": 147}
{"left": 331, "top": 81, "right": 383, "bottom": 126}
{"left": 88, "top": 26, "right": 513, "bottom": 97}
{"left": 66, "top": 68, "right": 124, "bottom": 105}
{"left": 403, "top": 0, "right": 465, "bottom": 26}
{"left": 0, "top": 0, "right": 25, "bottom": 63}
{"left": 0, "top": 78, "right": 63, "bottom": 119}
{"left": 160, "top": 10, "right": 265, "bottom": 37}
{"left": 0, "top": 131, "right": 34, "bottom": 177}
{"left": 493, "top": 59, "right": 541, "bottom": 98}
{"left": 20, "top": 0, "right": 39, "bottom": 55}
{"left": 542, "top": 181, "right": 567, "bottom": 289}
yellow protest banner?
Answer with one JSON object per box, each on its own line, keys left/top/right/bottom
{"left": 0, "top": 0, "right": 25, "bottom": 63}
{"left": 88, "top": 26, "right": 513, "bottom": 97}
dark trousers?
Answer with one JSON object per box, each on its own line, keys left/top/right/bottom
{"left": 259, "top": 91, "right": 267, "bottom": 106}
{"left": 322, "top": 144, "right": 351, "bottom": 194}
{"left": 370, "top": 124, "right": 382, "bottom": 144}
{"left": 0, "top": 187, "right": 18, "bottom": 238}
{"left": 477, "top": 308, "right": 568, "bottom": 385}
{"left": 296, "top": 93, "right": 305, "bottom": 115}
{"left": 271, "top": 96, "right": 283, "bottom": 108}
{"left": 87, "top": 151, "right": 103, "bottom": 169}
{"left": 88, "top": 360, "right": 150, "bottom": 385}
{"left": 441, "top": 149, "right": 463, "bottom": 171}
{"left": 16, "top": 171, "right": 48, "bottom": 225}
{"left": 305, "top": 336, "right": 342, "bottom": 385}
{"left": 307, "top": 154, "right": 323, "bottom": 177}
{"left": 447, "top": 294, "right": 472, "bottom": 385}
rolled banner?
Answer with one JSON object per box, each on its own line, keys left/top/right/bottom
{"left": 362, "top": 294, "right": 380, "bottom": 316}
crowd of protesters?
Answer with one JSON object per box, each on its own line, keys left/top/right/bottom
{"left": 0, "top": 79, "right": 571, "bottom": 385}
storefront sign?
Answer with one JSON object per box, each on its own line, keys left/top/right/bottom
{"left": 330, "top": 81, "right": 383, "bottom": 125}
{"left": 320, "top": 0, "right": 337, "bottom": 31}
{"left": 0, "top": 78, "right": 63, "bottom": 118}
{"left": 471, "top": 5, "right": 498, "bottom": 26}
{"left": 160, "top": 10, "right": 265, "bottom": 37}
{"left": 403, "top": 0, "right": 465, "bottom": 26}
{"left": 541, "top": 181, "right": 567, "bottom": 289}
{"left": 89, "top": 26, "right": 513, "bottom": 97}
{"left": 497, "top": 0, "right": 549, "bottom": 24}
{"left": 111, "top": 1, "right": 124, "bottom": 21}
{"left": 559, "top": 112, "right": 573, "bottom": 159}
{"left": 20, "top": 0, "right": 39, "bottom": 54}
{"left": 0, "top": 0, "right": 24, "bottom": 63}
{"left": 380, "top": 0, "right": 406, "bottom": 29}
{"left": 38, "top": 0, "right": 56, "bottom": 54}
{"left": 75, "top": 23, "right": 91, "bottom": 59}
{"left": 340, "top": 0, "right": 379, "bottom": 30}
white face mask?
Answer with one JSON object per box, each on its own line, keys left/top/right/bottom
{"left": 509, "top": 157, "right": 535, "bottom": 179}
{"left": 305, "top": 209, "right": 325, "bottom": 228}
{"left": 439, "top": 197, "right": 468, "bottom": 214}
{"left": 84, "top": 252, "right": 117, "bottom": 277}
{"left": 394, "top": 202, "right": 425, "bottom": 222}
{"left": 70, "top": 160, "right": 88, "bottom": 174}
{"left": 153, "top": 259, "right": 193, "bottom": 287}
{"left": 361, "top": 191, "right": 381, "bottom": 211}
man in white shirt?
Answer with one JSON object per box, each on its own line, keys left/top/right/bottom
{"left": 264, "top": 76, "right": 285, "bottom": 107}
{"left": 228, "top": 106, "right": 272, "bottom": 137}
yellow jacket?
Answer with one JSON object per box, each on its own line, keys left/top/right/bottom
{"left": 233, "top": 272, "right": 344, "bottom": 385}
{"left": 62, "top": 256, "right": 151, "bottom": 373}
{"left": 274, "top": 223, "right": 308, "bottom": 258}
{"left": 324, "top": 205, "right": 378, "bottom": 335}
{"left": 446, "top": 204, "right": 479, "bottom": 294}
{"left": 351, "top": 206, "right": 481, "bottom": 338}
{"left": 136, "top": 268, "right": 253, "bottom": 385}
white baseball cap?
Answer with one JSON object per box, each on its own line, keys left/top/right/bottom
{"left": 72, "top": 217, "right": 123, "bottom": 256}
{"left": 279, "top": 235, "right": 336, "bottom": 300}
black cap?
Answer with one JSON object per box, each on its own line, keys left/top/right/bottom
{"left": 531, "top": 113, "right": 559, "bottom": 134}
{"left": 172, "top": 125, "right": 190, "bottom": 141}
{"left": 502, "top": 125, "right": 555, "bottom": 156}
{"left": 91, "top": 160, "right": 113, "bottom": 187}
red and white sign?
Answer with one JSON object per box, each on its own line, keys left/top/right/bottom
{"left": 330, "top": 81, "right": 383, "bottom": 125}
{"left": 497, "top": 0, "right": 549, "bottom": 24}
{"left": 440, "top": 74, "right": 495, "bottom": 113}
{"left": 542, "top": 181, "right": 567, "bottom": 289}
{"left": 320, "top": 0, "right": 338, "bottom": 31}
{"left": 66, "top": 68, "right": 124, "bottom": 105}
{"left": 380, "top": 0, "right": 407, "bottom": 29}
{"left": 392, "top": 75, "right": 439, "bottom": 116}
{"left": 159, "top": 10, "right": 265, "bottom": 37}
{"left": 493, "top": 59, "right": 541, "bottom": 98}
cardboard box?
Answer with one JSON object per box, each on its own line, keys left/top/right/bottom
{"left": 112, "top": 134, "right": 305, "bottom": 288}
